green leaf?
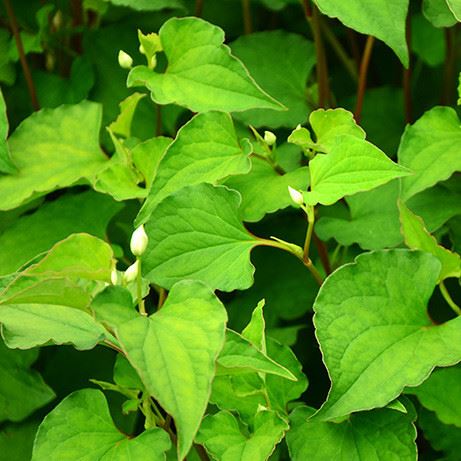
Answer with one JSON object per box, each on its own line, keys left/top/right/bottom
{"left": 142, "top": 183, "right": 259, "bottom": 291}
{"left": 399, "top": 201, "right": 461, "bottom": 281}
{"left": 0, "top": 101, "right": 107, "bottom": 210}
{"left": 418, "top": 407, "right": 461, "bottom": 460}
{"left": 411, "top": 14, "right": 446, "bottom": 67}
{"left": 0, "top": 303, "right": 108, "bottom": 350}
{"left": 106, "top": 0, "right": 185, "bottom": 10}
{"left": 0, "top": 419, "right": 40, "bottom": 461}
{"left": 0, "top": 191, "right": 122, "bottom": 276}
{"left": 109, "top": 92, "right": 146, "bottom": 138}
{"left": 136, "top": 111, "right": 251, "bottom": 225}
{"left": 241, "top": 300, "right": 266, "bottom": 351}
{"left": 305, "top": 134, "right": 408, "bottom": 206}
{"left": 127, "top": 17, "right": 284, "bottom": 113}
{"left": 117, "top": 281, "right": 227, "bottom": 459}
{"left": 196, "top": 410, "right": 288, "bottom": 461}
{"left": 447, "top": 0, "right": 461, "bottom": 19}
{"left": 0, "top": 87, "right": 16, "bottom": 174}
{"left": 287, "top": 404, "right": 417, "bottom": 460}
{"left": 218, "top": 330, "right": 296, "bottom": 380}
{"left": 423, "top": 0, "right": 458, "bottom": 27}
{"left": 314, "top": 0, "right": 410, "bottom": 66}
{"left": 313, "top": 250, "right": 461, "bottom": 421}
{"left": 0, "top": 340, "right": 54, "bottom": 422}
{"left": 230, "top": 31, "right": 315, "bottom": 128}
{"left": 225, "top": 158, "right": 309, "bottom": 222}
{"left": 406, "top": 366, "right": 461, "bottom": 427}
{"left": 132, "top": 136, "right": 172, "bottom": 189}
{"left": 91, "top": 286, "right": 138, "bottom": 330}
{"left": 399, "top": 106, "right": 461, "bottom": 200}
{"left": 32, "top": 389, "right": 171, "bottom": 461}
{"left": 114, "top": 354, "right": 144, "bottom": 390}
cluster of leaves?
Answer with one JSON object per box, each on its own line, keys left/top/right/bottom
{"left": 0, "top": 0, "right": 461, "bottom": 460}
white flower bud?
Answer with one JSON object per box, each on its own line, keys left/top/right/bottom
{"left": 111, "top": 268, "right": 120, "bottom": 285}
{"left": 123, "top": 260, "right": 139, "bottom": 284}
{"left": 118, "top": 50, "right": 133, "bottom": 69}
{"left": 264, "top": 130, "right": 276, "bottom": 146}
{"left": 288, "top": 186, "right": 304, "bottom": 206}
{"left": 130, "top": 225, "right": 148, "bottom": 256}
{"left": 139, "top": 43, "right": 145, "bottom": 55}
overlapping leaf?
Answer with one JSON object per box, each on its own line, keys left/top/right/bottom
{"left": 128, "top": 17, "right": 284, "bottom": 113}
{"left": 0, "top": 88, "right": 16, "bottom": 174}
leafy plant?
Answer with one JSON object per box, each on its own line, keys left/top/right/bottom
{"left": 0, "top": 0, "right": 460, "bottom": 460}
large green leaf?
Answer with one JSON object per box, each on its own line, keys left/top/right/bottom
{"left": 0, "top": 101, "right": 107, "bottom": 210}
{"left": 399, "top": 201, "right": 461, "bottom": 281}
{"left": 406, "top": 366, "right": 461, "bottom": 427}
{"left": 143, "top": 183, "right": 259, "bottom": 291}
{"left": 128, "top": 17, "right": 284, "bottom": 113}
{"left": 423, "top": 0, "right": 459, "bottom": 27}
{"left": 0, "top": 191, "right": 122, "bottom": 276}
{"left": 287, "top": 404, "right": 417, "bottom": 460}
{"left": 314, "top": 0, "right": 410, "bottom": 66}
{"left": 399, "top": 106, "right": 461, "bottom": 200}
{"left": 305, "top": 134, "right": 408, "bottom": 206}
{"left": 32, "top": 389, "right": 171, "bottom": 461}
{"left": 225, "top": 158, "right": 309, "bottom": 222}
{"left": 196, "top": 410, "right": 288, "bottom": 461}
{"left": 136, "top": 111, "right": 251, "bottom": 225}
{"left": 231, "top": 31, "right": 315, "bottom": 128}
{"left": 447, "top": 0, "right": 461, "bottom": 19}
{"left": 0, "top": 87, "right": 16, "bottom": 174}
{"left": 117, "top": 281, "right": 227, "bottom": 460}
{"left": 0, "top": 340, "right": 54, "bottom": 423}
{"left": 313, "top": 250, "right": 461, "bottom": 421}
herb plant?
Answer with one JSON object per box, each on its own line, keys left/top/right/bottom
{"left": 0, "top": 0, "right": 460, "bottom": 460}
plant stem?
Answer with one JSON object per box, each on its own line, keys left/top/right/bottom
{"left": 354, "top": 35, "right": 375, "bottom": 123}
{"left": 403, "top": 14, "right": 412, "bottom": 123}
{"left": 242, "top": 0, "right": 252, "bottom": 34}
{"left": 3, "top": 0, "right": 39, "bottom": 111}
{"left": 156, "top": 104, "right": 162, "bottom": 136}
{"left": 442, "top": 27, "right": 456, "bottom": 105}
{"left": 306, "top": 4, "right": 331, "bottom": 107}
{"left": 158, "top": 287, "right": 167, "bottom": 309}
{"left": 320, "top": 19, "right": 358, "bottom": 82}
{"left": 303, "top": 206, "right": 315, "bottom": 261}
{"left": 195, "top": 0, "right": 204, "bottom": 17}
{"left": 439, "top": 280, "right": 461, "bottom": 316}
{"left": 194, "top": 444, "right": 210, "bottom": 461}
{"left": 313, "top": 232, "right": 331, "bottom": 274}
{"left": 137, "top": 259, "right": 147, "bottom": 315}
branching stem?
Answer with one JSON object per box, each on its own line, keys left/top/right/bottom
{"left": 439, "top": 280, "right": 461, "bottom": 316}
{"left": 354, "top": 35, "right": 375, "bottom": 123}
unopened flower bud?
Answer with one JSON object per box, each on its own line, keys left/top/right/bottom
{"left": 111, "top": 268, "right": 120, "bottom": 285}
{"left": 264, "top": 130, "right": 276, "bottom": 146}
{"left": 130, "top": 225, "right": 148, "bottom": 256}
{"left": 123, "top": 260, "right": 139, "bottom": 284}
{"left": 118, "top": 50, "right": 133, "bottom": 69}
{"left": 139, "top": 43, "right": 145, "bottom": 55}
{"left": 288, "top": 186, "right": 304, "bottom": 206}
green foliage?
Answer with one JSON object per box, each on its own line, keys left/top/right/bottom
{"left": 0, "top": 1, "right": 460, "bottom": 459}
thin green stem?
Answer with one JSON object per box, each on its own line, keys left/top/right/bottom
{"left": 137, "top": 259, "right": 147, "bottom": 315}
{"left": 439, "top": 281, "right": 461, "bottom": 316}
{"left": 304, "top": 258, "right": 324, "bottom": 286}
{"left": 303, "top": 206, "right": 315, "bottom": 261}
{"left": 354, "top": 35, "right": 375, "bottom": 123}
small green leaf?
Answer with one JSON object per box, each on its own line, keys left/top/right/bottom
{"left": 0, "top": 340, "right": 54, "bottom": 422}
{"left": 196, "top": 410, "right": 288, "bottom": 461}
{"left": 399, "top": 106, "right": 461, "bottom": 200}
{"left": 136, "top": 111, "right": 251, "bottom": 224}
{"left": 109, "top": 92, "right": 145, "bottom": 138}
{"left": 218, "top": 330, "right": 296, "bottom": 380}
{"left": 0, "top": 87, "right": 16, "bottom": 174}
{"left": 313, "top": 250, "right": 461, "bottom": 421}
{"left": 0, "top": 304, "right": 108, "bottom": 350}
{"left": 114, "top": 354, "right": 144, "bottom": 390}
{"left": 0, "top": 101, "right": 107, "bottom": 210}
{"left": 225, "top": 158, "right": 309, "bottom": 222}
{"left": 117, "top": 281, "right": 227, "bottom": 460}
{"left": 241, "top": 300, "right": 266, "bottom": 352}
{"left": 231, "top": 31, "right": 316, "bottom": 128}
{"left": 32, "top": 389, "right": 171, "bottom": 461}
{"left": 399, "top": 201, "right": 461, "bottom": 281}
{"left": 127, "top": 17, "right": 284, "bottom": 113}
{"left": 406, "top": 366, "right": 461, "bottom": 427}
{"left": 305, "top": 134, "right": 408, "bottom": 206}
{"left": 287, "top": 404, "right": 417, "bottom": 460}
{"left": 142, "top": 183, "right": 259, "bottom": 291}
{"left": 314, "top": 0, "right": 410, "bottom": 66}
